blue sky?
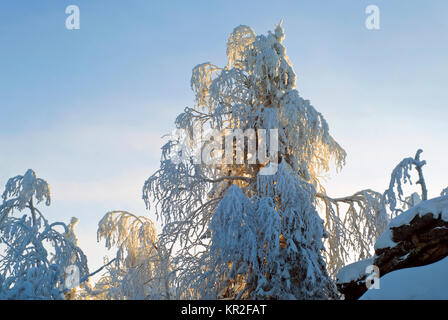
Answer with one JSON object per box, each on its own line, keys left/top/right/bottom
{"left": 1, "top": 0, "right": 448, "bottom": 272}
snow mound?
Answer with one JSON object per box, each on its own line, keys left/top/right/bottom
{"left": 360, "top": 255, "right": 448, "bottom": 300}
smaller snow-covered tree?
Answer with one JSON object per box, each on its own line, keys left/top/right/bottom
{"left": 0, "top": 170, "right": 89, "bottom": 300}
{"left": 95, "top": 211, "right": 171, "bottom": 299}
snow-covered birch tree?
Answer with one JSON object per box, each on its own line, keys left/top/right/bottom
{"left": 142, "top": 23, "right": 389, "bottom": 299}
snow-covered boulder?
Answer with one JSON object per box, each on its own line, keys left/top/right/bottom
{"left": 337, "top": 196, "right": 448, "bottom": 299}
{"left": 375, "top": 195, "right": 448, "bottom": 251}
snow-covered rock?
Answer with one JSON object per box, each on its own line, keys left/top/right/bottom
{"left": 337, "top": 196, "right": 448, "bottom": 300}
{"left": 375, "top": 195, "right": 448, "bottom": 250}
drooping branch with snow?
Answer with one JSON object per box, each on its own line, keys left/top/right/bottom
{"left": 383, "top": 149, "right": 428, "bottom": 216}
{"left": 316, "top": 190, "right": 388, "bottom": 277}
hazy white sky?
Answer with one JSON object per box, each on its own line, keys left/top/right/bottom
{"left": 1, "top": 0, "right": 448, "bottom": 272}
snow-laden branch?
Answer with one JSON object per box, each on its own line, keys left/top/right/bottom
{"left": 316, "top": 190, "right": 388, "bottom": 277}
{"left": 383, "top": 149, "right": 428, "bottom": 215}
